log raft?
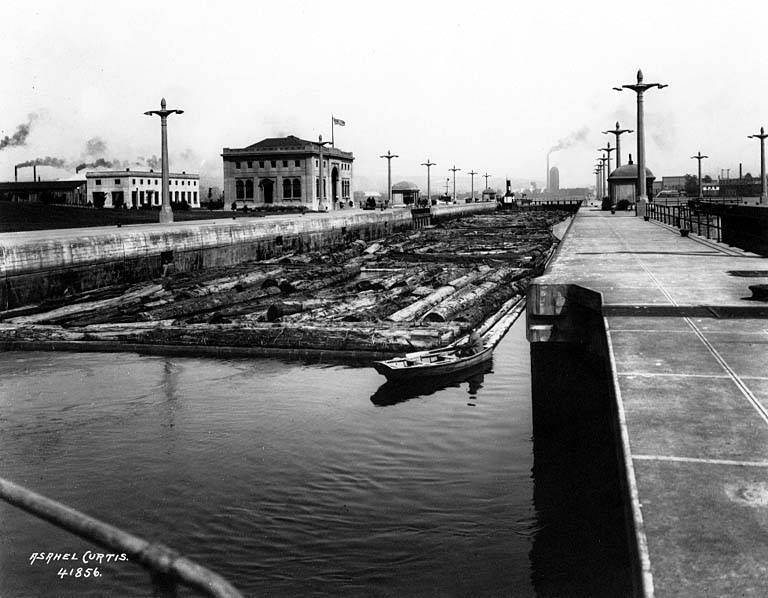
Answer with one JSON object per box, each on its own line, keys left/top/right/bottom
{"left": 0, "top": 210, "right": 570, "bottom": 360}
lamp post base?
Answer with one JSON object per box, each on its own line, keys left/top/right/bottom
{"left": 637, "top": 196, "right": 648, "bottom": 219}
{"left": 159, "top": 207, "right": 174, "bottom": 224}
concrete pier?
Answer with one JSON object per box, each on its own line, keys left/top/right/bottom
{"left": 528, "top": 209, "right": 768, "bottom": 597}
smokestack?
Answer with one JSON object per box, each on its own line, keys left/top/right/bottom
{"left": 33, "top": 164, "right": 37, "bottom": 182}
{"left": 546, "top": 154, "right": 550, "bottom": 191}
{"left": 739, "top": 163, "right": 743, "bottom": 180}
{"left": 14, "top": 165, "right": 17, "bottom": 182}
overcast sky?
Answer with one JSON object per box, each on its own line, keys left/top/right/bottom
{"left": 2, "top": 0, "right": 767, "bottom": 192}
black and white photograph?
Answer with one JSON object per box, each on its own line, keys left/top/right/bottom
{"left": 2, "top": 1, "right": 768, "bottom": 596}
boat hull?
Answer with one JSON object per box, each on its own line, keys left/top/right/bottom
{"left": 373, "top": 346, "right": 493, "bottom": 381}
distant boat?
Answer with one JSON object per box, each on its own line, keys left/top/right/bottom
{"left": 372, "top": 341, "right": 493, "bottom": 382}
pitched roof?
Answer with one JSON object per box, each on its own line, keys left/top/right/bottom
{"left": 244, "top": 135, "right": 313, "bottom": 150}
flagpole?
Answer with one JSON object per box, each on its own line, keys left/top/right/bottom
{"left": 331, "top": 116, "right": 335, "bottom": 148}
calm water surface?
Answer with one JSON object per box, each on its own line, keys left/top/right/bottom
{"left": 0, "top": 320, "right": 630, "bottom": 597}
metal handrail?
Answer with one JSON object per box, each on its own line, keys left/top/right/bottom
{"left": 0, "top": 476, "right": 243, "bottom": 597}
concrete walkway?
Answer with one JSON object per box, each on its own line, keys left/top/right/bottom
{"left": 533, "top": 209, "right": 768, "bottom": 597}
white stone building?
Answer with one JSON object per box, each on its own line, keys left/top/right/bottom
{"left": 221, "top": 135, "right": 354, "bottom": 211}
{"left": 85, "top": 170, "right": 200, "bottom": 209}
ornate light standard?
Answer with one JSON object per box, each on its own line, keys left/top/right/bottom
{"left": 598, "top": 142, "right": 615, "bottom": 183}
{"left": 602, "top": 122, "right": 633, "bottom": 168}
{"left": 483, "top": 173, "right": 491, "bottom": 193}
{"left": 421, "top": 158, "right": 436, "bottom": 205}
{"left": 144, "top": 98, "right": 183, "bottom": 224}
{"left": 379, "top": 150, "right": 399, "bottom": 206}
{"left": 614, "top": 69, "right": 668, "bottom": 216}
{"left": 690, "top": 151, "right": 709, "bottom": 200}
{"left": 599, "top": 154, "right": 609, "bottom": 200}
{"left": 468, "top": 170, "right": 477, "bottom": 202}
{"left": 317, "top": 135, "right": 331, "bottom": 210}
{"left": 747, "top": 127, "right": 768, "bottom": 204}
{"left": 449, "top": 165, "right": 461, "bottom": 202}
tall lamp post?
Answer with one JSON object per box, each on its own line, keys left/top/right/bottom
{"left": 144, "top": 98, "right": 184, "bottom": 224}
{"left": 598, "top": 143, "right": 615, "bottom": 203}
{"left": 602, "top": 122, "right": 633, "bottom": 168}
{"left": 747, "top": 126, "right": 768, "bottom": 204}
{"left": 468, "top": 170, "right": 477, "bottom": 202}
{"left": 317, "top": 135, "right": 331, "bottom": 210}
{"left": 483, "top": 173, "right": 491, "bottom": 193}
{"left": 594, "top": 168, "right": 601, "bottom": 202}
{"left": 421, "top": 158, "right": 436, "bottom": 205}
{"left": 449, "top": 165, "right": 461, "bottom": 202}
{"left": 379, "top": 150, "right": 399, "bottom": 206}
{"left": 614, "top": 69, "right": 668, "bottom": 216}
{"left": 595, "top": 162, "right": 604, "bottom": 199}
{"left": 599, "top": 155, "right": 609, "bottom": 200}
{"left": 690, "top": 151, "right": 709, "bottom": 200}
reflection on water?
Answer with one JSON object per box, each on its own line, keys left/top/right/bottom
{"left": 370, "top": 361, "right": 492, "bottom": 406}
{"left": 0, "top": 322, "right": 631, "bottom": 597}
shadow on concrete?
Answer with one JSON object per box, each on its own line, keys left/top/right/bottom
{"left": 529, "top": 343, "right": 633, "bottom": 597}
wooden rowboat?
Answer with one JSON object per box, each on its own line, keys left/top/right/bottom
{"left": 372, "top": 342, "right": 493, "bottom": 382}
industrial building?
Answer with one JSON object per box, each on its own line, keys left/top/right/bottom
{"left": 84, "top": 170, "right": 200, "bottom": 209}
{"left": 221, "top": 135, "right": 354, "bottom": 211}
{"left": 0, "top": 179, "right": 87, "bottom": 204}
{"left": 548, "top": 166, "right": 560, "bottom": 191}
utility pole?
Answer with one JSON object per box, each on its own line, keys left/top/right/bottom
{"left": 690, "top": 151, "right": 709, "bottom": 200}
{"left": 421, "top": 159, "right": 436, "bottom": 205}
{"left": 468, "top": 170, "right": 477, "bottom": 202}
{"left": 379, "top": 150, "right": 399, "bottom": 206}
{"left": 445, "top": 178, "right": 450, "bottom": 196}
{"left": 602, "top": 121, "right": 633, "bottom": 168}
{"left": 614, "top": 69, "right": 668, "bottom": 216}
{"left": 144, "top": 98, "right": 184, "bottom": 224}
{"left": 449, "top": 165, "right": 461, "bottom": 202}
{"left": 748, "top": 126, "right": 768, "bottom": 204}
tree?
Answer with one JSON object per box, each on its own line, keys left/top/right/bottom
{"left": 702, "top": 175, "right": 713, "bottom": 183}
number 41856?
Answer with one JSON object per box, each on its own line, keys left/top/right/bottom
{"left": 57, "top": 567, "right": 101, "bottom": 579}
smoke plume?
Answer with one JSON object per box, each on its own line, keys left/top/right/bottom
{"left": 16, "top": 156, "right": 68, "bottom": 168}
{"left": 548, "top": 126, "right": 590, "bottom": 155}
{"left": 85, "top": 137, "right": 107, "bottom": 156}
{"left": 0, "top": 113, "right": 38, "bottom": 151}
{"left": 75, "top": 158, "right": 115, "bottom": 173}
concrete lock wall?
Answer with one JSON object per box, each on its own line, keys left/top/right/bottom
{"left": 0, "top": 203, "right": 497, "bottom": 309}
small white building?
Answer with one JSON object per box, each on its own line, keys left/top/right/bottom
{"left": 85, "top": 170, "right": 201, "bottom": 209}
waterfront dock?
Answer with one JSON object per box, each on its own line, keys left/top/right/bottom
{"left": 528, "top": 208, "right": 768, "bottom": 597}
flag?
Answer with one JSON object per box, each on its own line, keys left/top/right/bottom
{"left": 332, "top": 117, "right": 346, "bottom": 126}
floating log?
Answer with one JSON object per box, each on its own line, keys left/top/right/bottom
{"left": 8, "top": 284, "right": 165, "bottom": 325}
{"left": 422, "top": 281, "right": 499, "bottom": 323}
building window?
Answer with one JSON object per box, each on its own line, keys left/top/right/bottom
{"left": 236, "top": 180, "right": 244, "bottom": 199}
{"left": 270, "top": 160, "right": 276, "bottom": 168}
{"left": 114, "top": 179, "right": 121, "bottom": 185}
{"left": 175, "top": 191, "right": 179, "bottom": 202}
{"left": 247, "top": 161, "right": 252, "bottom": 168}
{"left": 283, "top": 178, "right": 292, "bottom": 199}
{"left": 259, "top": 161, "right": 264, "bottom": 168}
{"left": 132, "top": 178, "right": 136, "bottom": 185}
{"left": 295, "top": 160, "right": 301, "bottom": 167}
{"left": 236, "top": 162, "right": 241, "bottom": 169}
{"left": 245, "top": 179, "right": 254, "bottom": 199}
{"left": 155, "top": 180, "right": 158, "bottom": 185}
{"left": 292, "top": 179, "right": 301, "bottom": 199}
{"left": 282, "top": 160, "right": 288, "bottom": 167}
{"left": 193, "top": 191, "right": 198, "bottom": 204}
{"left": 182, "top": 191, "right": 186, "bottom": 202}
{"left": 315, "top": 160, "right": 318, "bottom": 168}
{"left": 95, "top": 179, "right": 101, "bottom": 185}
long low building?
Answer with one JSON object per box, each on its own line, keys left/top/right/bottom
{"left": 0, "top": 180, "right": 87, "bottom": 204}
{"left": 85, "top": 170, "right": 200, "bottom": 209}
